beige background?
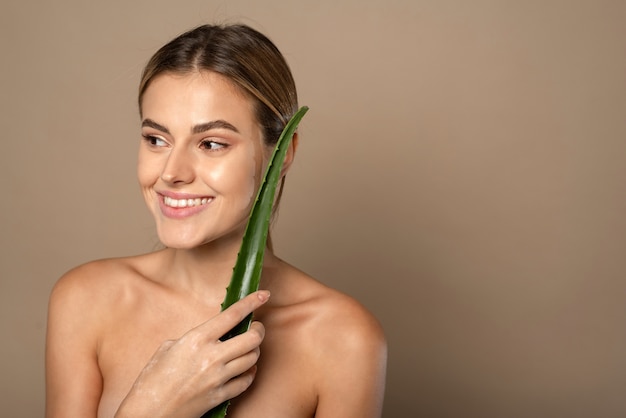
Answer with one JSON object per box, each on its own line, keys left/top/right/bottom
{"left": 2, "top": 1, "right": 625, "bottom": 417}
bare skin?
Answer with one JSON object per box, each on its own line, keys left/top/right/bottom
{"left": 45, "top": 71, "right": 387, "bottom": 417}
{"left": 46, "top": 251, "right": 386, "bottom": 417}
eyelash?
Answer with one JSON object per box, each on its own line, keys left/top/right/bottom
{"left": 200, "top": 139, "right": 228, "bottom": 151}
{"left": 142, "top": 134, "right": 228, "bottom": 152}
{"left": 142, "top": 134, "right": 167, "bottom": 147}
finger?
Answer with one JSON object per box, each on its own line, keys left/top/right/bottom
{"left": 248, "top": 321, "right": 265, "bottom": 338}
{"left": 215, "top": 321, "right": 265, "bottom": 363}
{"left": 197, "top": 290, "right": 270, "bottom": 339}
{"left": 222, "top": 346, "right": 261, "bottom": 380}
{"left": 218, "top": 365, "right": 258, "bottom": 401}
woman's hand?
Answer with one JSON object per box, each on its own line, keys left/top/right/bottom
{"left": 114, "top": 290, "right": 270, "bottom": 418}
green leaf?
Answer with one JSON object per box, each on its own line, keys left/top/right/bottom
{"left": 201, "top": 106, "right": 309, "bottom": 418}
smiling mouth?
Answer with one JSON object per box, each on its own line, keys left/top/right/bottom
{"left": 163, "top": 196, "right": 213, "bottom": 208}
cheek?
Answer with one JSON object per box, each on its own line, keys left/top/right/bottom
{"left": 208, "top": 149, "right": 265, "bottom": 211}
{"left": 136, "top": 152, "right": 150, "bottom": 186}
{"left": 136, "top": 151, "right": 161, "bottom": 187}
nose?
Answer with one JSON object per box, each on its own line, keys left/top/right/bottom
{"left": 161, "top": 147, "right": 195, "bottom": 185}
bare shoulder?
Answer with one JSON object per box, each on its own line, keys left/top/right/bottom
{"left": 265, "top": 257, "right": 387, "bottom": 358}
{"left": 48, "top": 253, "right": 161, "bottom": 327}
{"left": 51, "top": 255, "right": 145, "bottom": 305}
{"left": 260, "top": 258, "right": 387, "bottom": 416}
{"left": 53, "top": 257, "right": 136, "bottom": 291}
{"left": 46, "top": 254, "right": 159, "bottom": 417}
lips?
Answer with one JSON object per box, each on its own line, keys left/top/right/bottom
{"left": 157, "top": 192, "right": 214, "bottom": 219}
{"left": 163, "top": 196, "right": 212, "bottom": 208}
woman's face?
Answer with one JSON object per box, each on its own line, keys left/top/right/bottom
{"left": 138, "top": 71, "right": 268, "bottom": 249}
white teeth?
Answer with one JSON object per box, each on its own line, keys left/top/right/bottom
{"left": 163, "top": 196, "right": 212, "bottom": 208}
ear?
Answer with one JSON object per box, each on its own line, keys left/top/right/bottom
{"left": 280, "top": 131, "right": 299, "bottom": 178}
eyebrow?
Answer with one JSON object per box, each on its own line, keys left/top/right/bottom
{"left": 192, "top": 120, "right": 240, "bottom": 134}
{"left": 141, "top": 118, "right": 240, "bottom": 135}
{"left": 141, "top": 118, "right": 170, "bottom": 133}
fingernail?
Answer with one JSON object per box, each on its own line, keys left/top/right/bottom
{"left": 257, "top": 290, "right": 270, "bottom": 303}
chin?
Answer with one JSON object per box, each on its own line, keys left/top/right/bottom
{"left": 158, "top": 238, "right": 202, "bottom": 250}
{"left": 155, "top": 227, "right": 207, "bottom": 250}
{"left": 156, "top": 227, "right": 246, "bottom": 251}
{"left": 160, "top": 240, "right": 201, "bottom": 250}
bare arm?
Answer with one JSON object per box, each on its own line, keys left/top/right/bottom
{"left": 313, "top": 298, "right": 388, "bottom": 418}
{"left": 46, "top": 269, "right": 104, "bottom": 417}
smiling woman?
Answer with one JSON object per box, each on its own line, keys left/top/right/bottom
{"left": 138, "top": 72, "right": 266, "bottom": 248}
{"left": 45, "top": 24, "right": 387, "bottom": 418}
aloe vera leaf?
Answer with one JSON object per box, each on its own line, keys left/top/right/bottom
{"left": 201, "top": 106, "right": 309, "bottom": 418}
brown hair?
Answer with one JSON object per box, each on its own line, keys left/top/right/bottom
{"left": 138, "top": 24, "right": 299, "bottom": 145}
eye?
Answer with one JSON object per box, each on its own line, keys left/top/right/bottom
{"left": 200, "top": 139, "right": 227, "bottom": 151}
{"left": 142, "top": 134, "right": 168, "bottom": 147}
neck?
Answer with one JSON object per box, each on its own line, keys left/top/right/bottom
{"left": 157, "top": 233, "right": 275, "bottom": 305}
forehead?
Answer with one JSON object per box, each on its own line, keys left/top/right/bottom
{"left": 140, "top": 71, "right": 257, "bottom": 130}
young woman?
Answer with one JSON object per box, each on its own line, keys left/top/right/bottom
{"left": 46, "top": 24, "right": 387, "bottom": 418}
